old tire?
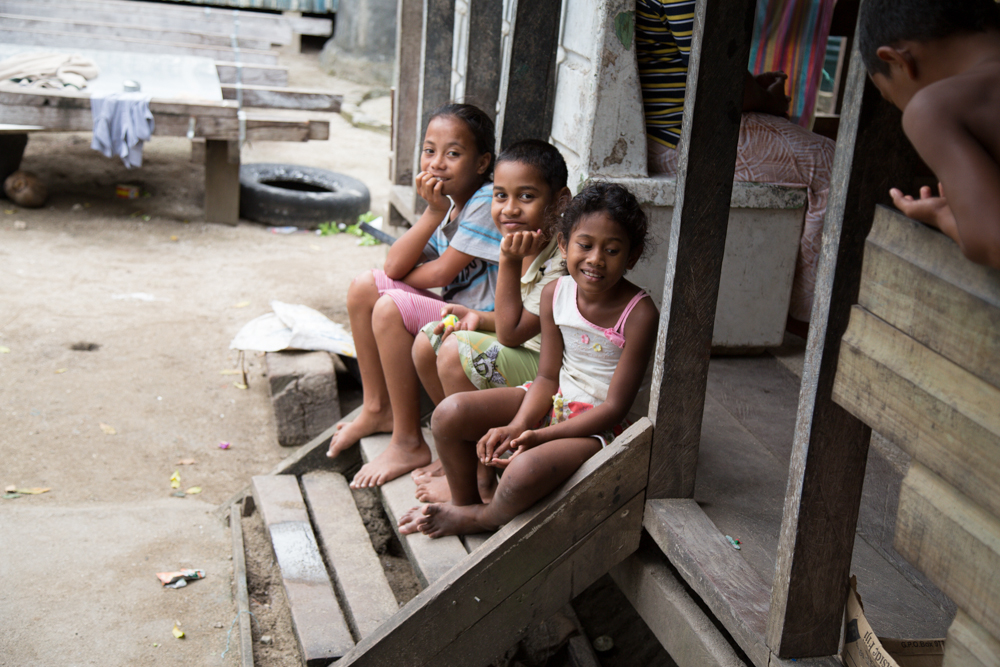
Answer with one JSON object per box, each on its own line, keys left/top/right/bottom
{"left": 239, "top": 163, "right": 370, "bottom": 227}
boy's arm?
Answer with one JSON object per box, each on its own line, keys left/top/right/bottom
{"left": 902, "top": 93, "right": 1000, "bottom": 269}
{"left": 402, "top": 246, "right": 474, "bottom": 290}
{"left": 494, "top": 232, "right": 546, "bottom": 347}
{"left": 383, "top": 173, "right": 450, "bottom": 279}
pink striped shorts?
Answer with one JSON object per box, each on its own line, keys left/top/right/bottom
{"left": 372, "top": 269, "right": 447, "bottom": 336}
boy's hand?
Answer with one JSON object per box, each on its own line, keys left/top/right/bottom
{"left": 433, "top": 304, "right": 480, "bottom": 337}
{"left": 415, "top": 171, "right": 450, "bottom": 214}
{"left": 890, "top": 182, "right": 957, "bottom": 236}
{"left": 501, "top": 230, "right": 546, "bottom": 261}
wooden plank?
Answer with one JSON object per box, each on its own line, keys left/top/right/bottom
{"left": 217, "top": 63, "right": 290, "bottom": 88}
{"left": 0, "top": 0, "right": 294, "bottom": 43}
{"left": 859, "top": 206, "right": 1000, "bottom": 389}
{"left": 0, "top": 28, "right": 280, "bottom": 65}
{"left": 205, "top": 139, "right": 240, "bottom": 225}
{"left": 834, "top": 306, "right": 1000, "bottom": 517}
{"left": 11, "top": 0, "right": 330, "bottom": 39}
{"left": 301, "top": 471, "right": 399, "bottom": 640}
{"left": 359, "top": 432, "right": 468, "bottom": 587}
{"left": 765, "top": 32, "right": 919, "bottom": 658}
{"left": 611, "top": 545, "right": 749, "bottom": 667}
{"left": 944, "top": 610, "right": 1000, "bottom": 667}
{"left": 462, "top": 0, "right": 502, "bottom": 120}
{"left": 214, "top": 405, "right": 363, "bottom": 522}
{"left": 495, "top": 0, "right": 562, "bottom": 148}
{"left": 644, "top": 499, "right": 771, "bottom": 667}
{"left": 388, "top": 184, "right": 418, "bottom": 226}
{"left": 221, "top": 84, "right": 342, "bottom": 112}
{"left": 250, "top": 475, "right": 354, "bottom": 665}
{"left": 423, "top": 493, "right": 644, "bottom": 667}
{"left": 0, "top": 13, "right": 271, "bottom": 50}
{"left": 895, "top": 462, "right": 1000, "bottom": 641}
{"left": 389, "top": 0, "right": 423, "bottom": 186}
{"left": 229, "top": 502, "right": 255, "bottom": 667}
{"left": 337, "top": 418, "right": 652, "bottom": 666}
{"left": 646, "top": 0, "right": 756, "bottom": 497}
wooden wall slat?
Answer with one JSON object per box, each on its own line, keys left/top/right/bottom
{"left": 896, "top": 463, "right": 1000, "bottom": 641}
{"left": 834, "top": 306, "right": 1000, "bottom": 517}
{"left": 859, "top": 206, "right": 1000, "bottom": 389}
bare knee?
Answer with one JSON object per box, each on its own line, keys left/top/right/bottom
{"left": 436, "top": 336, "right": 465, "bottom": 381}
{"left": 431, "top": 393, "right": 471, "bottom": 445}
{"left": 348, "top": 270, "right": 379, "bottom": 310}
{"left": 412, "top": 332, "right": 436, "bottom": 370}
{"left": 372, "top": 294, "right": 404, "bottom": 332}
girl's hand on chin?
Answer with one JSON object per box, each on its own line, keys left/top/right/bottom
{"left": 416, "top": 171, "right": 450, "bottom": 213}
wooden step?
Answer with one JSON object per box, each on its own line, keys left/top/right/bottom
{"left": 251, "top": 475, "right": 354, "bottom": 666}
{"left": 300, "top": 471, "right": 399, "bottom": 639}
{"left": 359, "top": 432, "right": 469, "bottom": 586}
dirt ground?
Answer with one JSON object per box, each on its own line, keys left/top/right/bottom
{"left": 0, "top": 49, "right": 391, "bottom": 666}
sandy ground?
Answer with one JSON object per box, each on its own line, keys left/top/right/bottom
{"left": 0, "top": 50, "right": 391, "bottom": 666}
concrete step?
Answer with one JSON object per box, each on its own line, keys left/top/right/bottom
{"left": 251, "top": 475, "right": 354, "bottom": 666}
{"left": 359, "top": 431, "right": 469, "bottom": 586}
{"left": 300, "top": 471, "right": 400, "bottom": 639}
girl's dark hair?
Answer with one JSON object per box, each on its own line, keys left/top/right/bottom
{"left": 558, "top": 182, "right": 649, "bottom": 261}
{"left": 859, "top": 0, "right": 1000, "bottom": 76}
{"left": 428, "top": 103, "right": 497, "bottom": 178}
{"left": 495, "top": 139, "right": 568, "bottom": 195}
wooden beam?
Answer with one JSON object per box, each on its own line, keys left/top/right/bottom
{"left": 496, "top": 0, "right": 562, "bottom": 148}
{"left": 0, "top": 27, "right": 279, "bottom": 65}
{"left": 462, "top": 0, "right": 503, "bottom": 121}
{"left": 611, "top": 545, "right": 749, "bottom": 667}
{"left": 834, "top": 305, "right": 1000, "bottom": 518}
{"left": 646, "top": 0, "right": 757, "bottom": 498}
{"left": 333, "top": 419, "right": 652, "bottom": 667}
{"left": 228, "top": 502, "right": 255, "bottom": 667}
{"left": 644, "top": 499, "right": 771, "bottom": 667}
{"left": 389, "top": 0, "right": 424, "bottom": 186}
{"left": 424, "top": 493, "right": 644, "bottom": 667}
{"left": 857, "top": 206, "right": 1000, "bottom": 389}
{"left": 895, "top": 463, "right": 1000, "bottom": 641}
{"left": 0, "top": 13, "right": 271, "bottom": 50}
{"left": 413, "top": 0, "right": 456, "bottom": 173}
{"left": 764, "top": 36, "right": 918, "bottom": 658}
{"left": 205, "top": 139, "right": 240, "bottom": 225}
{"left": 222, "top": 84, "right": 342, "bottom": 112}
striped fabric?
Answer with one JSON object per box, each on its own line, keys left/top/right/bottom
{"left": 748, "top": 0, "right": 837, "bottom": 127}
{"left": 635, "top": 0, "right": 695, "bottom": 149}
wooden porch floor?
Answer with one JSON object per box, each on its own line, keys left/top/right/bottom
{"left": 695, "top": 344, "right": 955, "bottom": 641}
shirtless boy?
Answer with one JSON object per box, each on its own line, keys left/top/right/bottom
{"left": 859, "top": 0, "right": 1000, "bottom": 269}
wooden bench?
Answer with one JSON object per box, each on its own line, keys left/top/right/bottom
{"left": 0, "top": 87, "right": 330, "bottom": 223}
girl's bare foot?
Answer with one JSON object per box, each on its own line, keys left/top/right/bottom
{"left": 398, "top": 505, "right": 429, "bottom": 535}
{"left": 415, "top": 475, "right": 451, "bottom": 503}
{"left": 411, "top": 458, "right": 445, "bottom": 482}
{"left": 417, "top": 502, "right": 494, "bottom": 538}
{"left": 326, "top": 407, "right": 393, "bottom": 458}
{"left": 350, "top": 434, "right": 432, "bottom": 488}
